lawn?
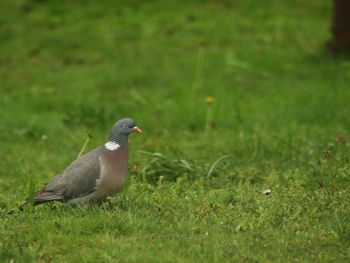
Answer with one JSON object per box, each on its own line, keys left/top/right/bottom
{"left": 1, "top": 0, "right": 350, "bottom": 262}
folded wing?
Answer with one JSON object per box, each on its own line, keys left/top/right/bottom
{"left": 34, "top": 147, "right": 102, "bottom": 205}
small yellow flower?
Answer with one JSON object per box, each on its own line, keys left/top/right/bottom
{"left": 205, "top": 96, "right": 214, "bottom": 105}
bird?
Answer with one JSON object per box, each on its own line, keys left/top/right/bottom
{"left": 19, "top": 118, "right": 141, "bottom": 209}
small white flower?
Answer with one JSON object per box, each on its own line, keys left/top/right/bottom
{"left": 262, "top": 189, "right": 272, "bottom": 195}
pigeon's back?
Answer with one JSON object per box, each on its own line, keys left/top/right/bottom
{"left": 37, "top": 147, "right": 102, "bottom": 202}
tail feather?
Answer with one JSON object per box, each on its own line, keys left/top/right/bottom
{"left": 17, "top": 191, "right": 64, "bottom": 211}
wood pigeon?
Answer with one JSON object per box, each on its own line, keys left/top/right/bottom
{"left": 19, "top": 118, "right": 141, "bottom": 209}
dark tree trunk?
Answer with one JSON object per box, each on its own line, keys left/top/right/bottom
{"left": 327, "top": 0, "right": 350, "bottom": 54}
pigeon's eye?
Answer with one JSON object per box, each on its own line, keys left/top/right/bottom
{"left": 123, "top": 124, "right": 128, "bottom": 128}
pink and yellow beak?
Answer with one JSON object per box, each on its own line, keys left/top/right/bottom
{"left": 132, "top": 126, "right": 142, "bottom": 133}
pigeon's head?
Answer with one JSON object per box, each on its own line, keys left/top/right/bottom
{"left": 108, "top": 118, "right": 141, "bottom": 143}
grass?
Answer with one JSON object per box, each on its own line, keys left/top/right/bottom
{"left": 1, "top": 0, "right": 350, "bottom": 262}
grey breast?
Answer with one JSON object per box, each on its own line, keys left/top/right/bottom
{"left": 95, "top": 145, "right": 129, "bottom": 196}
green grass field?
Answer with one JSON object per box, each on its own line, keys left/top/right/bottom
{"left": 1, "top": 0, "right": 350, "bottom": 262}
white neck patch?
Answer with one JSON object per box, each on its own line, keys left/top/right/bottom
{"left": 104, "top": 141, "right": 120, "bottom": 151}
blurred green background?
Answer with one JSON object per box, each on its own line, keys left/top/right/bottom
{"left": 1, "top": 0, "right": 350, "bottom": 262}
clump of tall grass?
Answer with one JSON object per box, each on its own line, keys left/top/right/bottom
{"left": 138, "top": 151, "right": 231, "bottom": 184}
{"left": 138, "top": 151, "right": 200, "bottom": 184}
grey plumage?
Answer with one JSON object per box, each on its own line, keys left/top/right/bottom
{"left": 35, "top": 147, "right": 102, "bottom": 204}
{"left": 19, "top": 118, "right": 141, "bottom": 209}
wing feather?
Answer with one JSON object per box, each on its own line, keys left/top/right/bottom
{"left": 36, "top": 147, "right": 102, "bottom": 201}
